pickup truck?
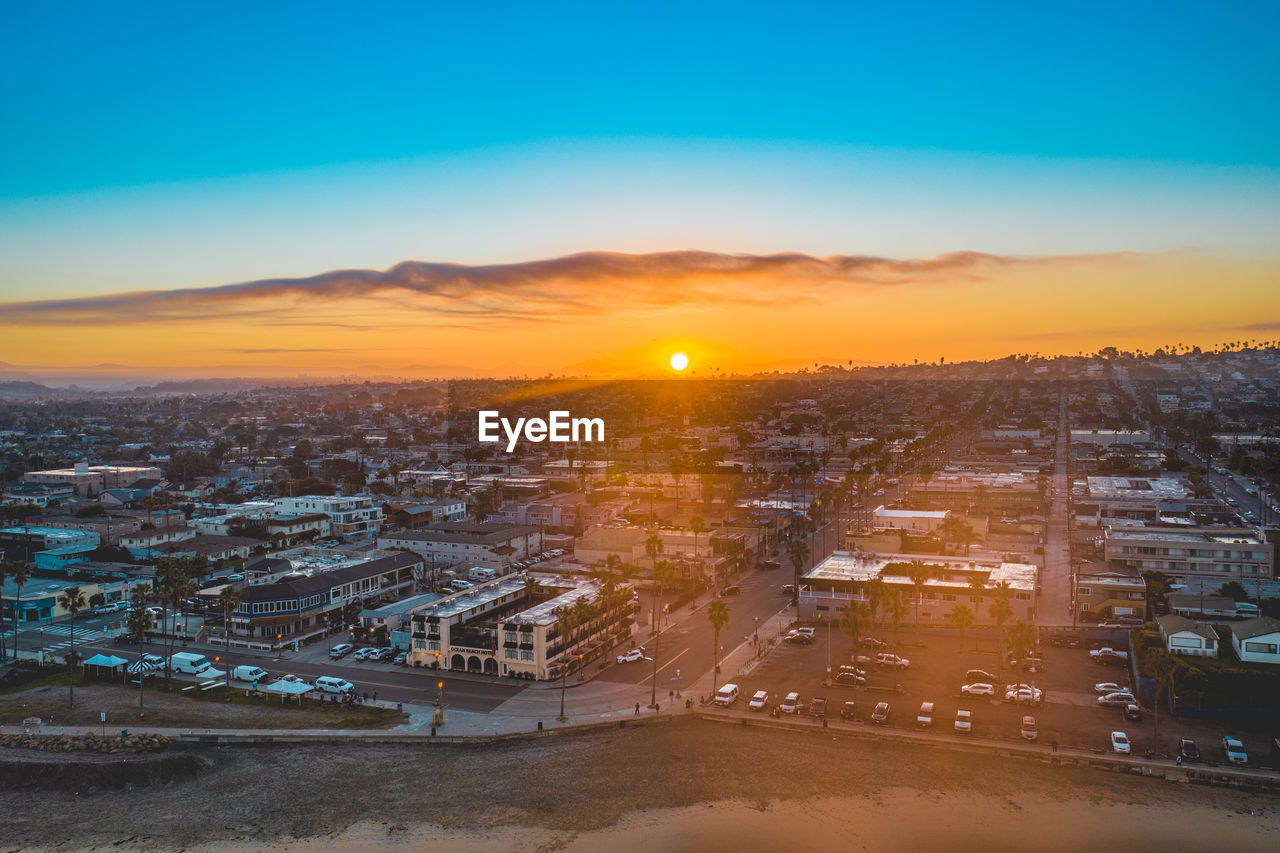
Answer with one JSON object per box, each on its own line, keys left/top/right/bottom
{"left": 808, "top": 697, "right": 827, "bottom": 718}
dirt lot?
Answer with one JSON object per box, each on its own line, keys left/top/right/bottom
{"left": 0, "top": 675, "right": 399, "bottom": 730}
{"left": 4, "top": 718, "right": 1277, "bottom": 851}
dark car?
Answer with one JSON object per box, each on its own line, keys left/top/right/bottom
{"left": 859, "top": 637, "right": 888, "bottom": 649}
{"left": 1123, "top": 703, "right": 1143, "bottom": 722}
{"left": 1179, "top": 738, "right": 1201, "bottom": 762}
{"left": 871, "top": 702, "right": 890, "bottom": 725}
{"left": 761, "top": 560, "right": 781, "bottom": 570}
{"left": 835, "top": 672, "right": 866, "bottom": 687}
{"left": 780, "top": 584, "right": 796, "bottom": 595}
{"left": 964, "top": 669, "right": 997, "bottom": 683}
{"left": 718, "top": 585, "right": 741, "bottom": 597}
{"left": 840, "top": 701, "right": 857, "bottom": 720}
{"left": 809, "top": 697, "right": 827, "bottom": 718}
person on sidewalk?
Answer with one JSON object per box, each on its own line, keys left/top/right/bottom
{"left": 635, "top": 702, "right": 640, "bottom": 715}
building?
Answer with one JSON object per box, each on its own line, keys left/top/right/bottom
{"left": 1074, "top": 564, "right": 1148, "bottom": 622}
{"left": 2, "top": 482, "right": 75, "bottom": 507}
{"left": 38, "top": 513, "right": 142, "bottom": 544}
{"left": 230, "top": 551, "right": 421, "bottom": 647}
{"left": 871, "top": 506, "right": 951, "bottom": 533}
{"left": 1155, "top": 614, "right": 1219, "bottom": 658}
{"left": 1104, "top": 527, "right": 1274, "bottom": 582}
{"left": 0, "top": 525, "right": 100, "bottom": 558}
{"left": 273, "top": 495, "right": 384, "bottom": 540}
{"left": 1, "top": 577, "right": 107, "bottom": 624}
{"left": 1069, "top": 429, "right": 1151, "bottom": 447}
{"left": 1229, "top": 617, "right": 1280, "bottom": 664}
{"left": 1074, "top": 476, "right": 1192, "bottom": 526}
{"left": 407, "top": 574, "right": 633, "bottom": 679}
{"left": 798, "top": 551, "right": 1037, "bottom": 625}
{"left": 23, "top": 463, "right": 163, "bottom": 497}
{"left": 377, "top": 521, "right": 542, "bottom": 571}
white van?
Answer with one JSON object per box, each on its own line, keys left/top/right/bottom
{"left": 714, "top": 683, "right": 740, "bottom": 706}
{"left": 469, "top": 567, "right": 497, "bottom": 582}
{"left": 232, "top": 665, "right": 269, "bottom": 683}
{"left": 315, "top": 676, "right": 355, "bottom": 694}
{"left": 169, "top": 652, "right": 223, "bottom": 678}
{"left": 450, "top": 579, "right": 475, "bottom": 591}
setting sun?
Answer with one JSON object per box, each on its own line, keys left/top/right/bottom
{"left": 669, "top": 352, "right": 689, "bottom": 371}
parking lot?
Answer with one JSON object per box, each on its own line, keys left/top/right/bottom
{"left": 719, "top": 623, "right": 1276, "bottom": 767}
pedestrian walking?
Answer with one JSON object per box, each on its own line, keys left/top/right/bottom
{"left": 1176, "top": 755, "right": 1183, "bottom": 767}
{"left": 373, "top": 691, "right": 378, "bottom": 703}
{"left": 635, "top": 702, "right": 640, "bottom": 715}
{"left": 675, "top": 668, "right": 681, "bottom": 680}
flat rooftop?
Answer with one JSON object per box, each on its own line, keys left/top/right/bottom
{"left": 1107, "top": 528, "right": 1264, "bottom": 545}
{"left": 803, "top": 551, "right": 1036, "bottom": 591}
{"left": 1086, "top": 476, "right": 1190, "bottom": 500}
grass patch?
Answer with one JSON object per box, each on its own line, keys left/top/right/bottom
{"left": 1135, "top": 628, "right": 1280, "bottom": 710}
{"left": 0, "top": 667, "right": 76, "bottom": 695}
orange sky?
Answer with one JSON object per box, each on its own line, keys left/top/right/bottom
{"left": 1, "top": 248, "right": 1276, "bottom": 379}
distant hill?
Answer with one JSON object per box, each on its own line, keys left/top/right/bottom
{"left": 0, "top": 380, "right": 60, "bottom": 398}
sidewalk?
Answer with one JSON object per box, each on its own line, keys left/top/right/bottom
{"left": 684, "top": 604, "right": 794, "bottom": 701}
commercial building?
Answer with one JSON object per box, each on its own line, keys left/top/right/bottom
{"left": 798, "top": 551, "right": 1037, "bottom": 625}
{"left": 1, "top": 577, "right": 108, "bottom": 624}
{"left": 229, "top": 551, "right": 421, "bottom": 647}
{"left": 0, "top": 525, "right": 100, "bottom": 558}
{"left": 23, "top": 463, "right": 163, "bottom": 497}
{"left": 1073, "top": 476, "right": 1192, "bottom": 526}
{"left": 1104, "top": 527, "right": 1274, "bottom": 582}
{"left": 407, "top": 574, "right": 634, "bottom": 679}
{"left": 871, "top": 506, "right": 951, "bottom": 533}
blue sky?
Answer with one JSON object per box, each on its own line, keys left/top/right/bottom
{"left": 1, "top": 1, "right": 1278, "bottom": 298}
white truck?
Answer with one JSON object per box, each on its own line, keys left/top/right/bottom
{"left": 232, "top": 665, "right": 269, "bottom": 683}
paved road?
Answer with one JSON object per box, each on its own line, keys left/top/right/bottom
{"left": 1040, "top": 385, "right": 1073, "bottom": 627}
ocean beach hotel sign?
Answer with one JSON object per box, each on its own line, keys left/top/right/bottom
{"left": 478, "top": 410, "right": 605, "bottom": 453}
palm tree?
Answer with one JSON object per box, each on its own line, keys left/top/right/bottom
{"left": 9, "top": 559, "right": 29, "bottom": 661}
{"left": 988, "top": 581, "right": 1014, "bottom": 672}
{"left": 690, "top": 515, "right": 709, "bottom": 585}
{"left": 707, "top": 599, "right": 730, "bottom": 676}
{"left": 946, "top": 604, "right": 975, "bottom": 653}
{"left": 653, "top": 560, "right": 675, "bottom": 633}
{"left": 863, "top": 577, "right": 886, "bottom": 628}
{"left": 57, "top": 586, "right": 87, "bottom": 707}
{"left": 217, "top": 585, "right": 241, "bottom": 693}
{"left": 1146, "top": 649, "right": 1179, "bottom": 749}
{"left": 939, "top": 516, "right": 976, "bottom": 556}
{"left": 885, "top": 589, "right": 907, "bottom": 648}
{"left": 126, "top": 584, "right": 153, "bottom": 708}
{"left": 554, "top": 605, "right": 581, "bottom": 721}
{"left": 1005, "top": 619, "right": 1038, "bottom": 689}
{"left": 904, "top": 560, "right": 934, "bottom": 626}
{"left": 788, "top": 537, "right": 810, "bottom": 595}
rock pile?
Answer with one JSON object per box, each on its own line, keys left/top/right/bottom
{"left": 0, "top": 732, "right": 171, "bottom": 753}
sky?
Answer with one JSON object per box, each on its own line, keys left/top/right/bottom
{"left": 1, "top": 1, "right": 1278, "bottom": 379}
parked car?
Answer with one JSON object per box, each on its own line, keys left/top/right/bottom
{"left": 315, "top": 676, "right": 355, "bottom": 695}
{"left": 916, "top": 701, "right": 935, "bottom": 727}
{"left": 780, "top": 584, "right": 796, "bottom": 595}
{"left": 840, "top": 701, "right": 857, "bottom": 720}
{"left": 859, "top": 637, "right": 888, "bottom": 649}
{"left": 1111, "top": 731, "right": 1131, "bottom": 754}
{"left": 780, "top": 692, "right": 802, "bottom": 714}
{"left": 793, "top": 627, "right": 815, "bottom": 639}
{"left": 1094, "top": 681, "right": 1128, "bottom": 694}
{"left": 1089, "top": 647, "right": 1129, "bottom": 661}
{"left": 954, "top": 709, "right": 973, "bottom": 733}
{"left": 1179, "top": 738, "right": 1201, "bottom": 762}
{"left": 1098, "top": 692, "right": 1135, "bottom": 708}
{"left": 616, "top": 648, "right": 647, "bottom": 664}
{"left": 785, "top": 631, "right": 814, "bottom": 645}
{"left": 375, "top": 647, "right": 395, "bottom": 661}
{"left": 713, "top": 683, "right": 740, "bottom": 706}
{"left": 871, "top": 702, "right": 890, "bottom": 725}
{"left": 964, "top": 669, "right": 997, "bottom": 683}
{"left": 329, "top": 643, "right": 355, "bottom": 659}
{"left": 1123, "top": 703, "right": 1143, "bottom": 722}
{"left": 718, "top": 585, "right": 741, "bottom": 597}
{"left": 354, "top": 647, "right": 378, "bottom": 660}
{"left": 748, "top": 690, "right": 769, "bottom": 711}
{"left": 808, "top": 697, "right": 827, "bottom": 718}
{"left": 1223, "top": 736, "right": 1248, "bottom": 765}
{"left": 875, "top": 653, "right": 910, "bottom": 668}
{"left": 392, "top": 652, "right": 407, "bottom": 665}
{"left": 834, "top": 672, "right": 866, "bottom": 687}
{"left": 1020, "top": 715, "right": 1038, "bottom": 741}
{"left": 1005, "top": 686, "right": 1043, "bottom": 703}
{"left": 961, "top": 682, "right": 995, "bottom": 696}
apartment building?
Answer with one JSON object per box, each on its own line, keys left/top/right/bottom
{"left": 377, "top": 521, "right": 542, "bottom": 571}
{"left": 1104, "top": 527, "right": 1274, "bottom": 582}
{"left": 274, "top": 494, "right": 384, "bottom": 540}
{"left": 1074, "top": 563, "right": 1148, "bottom": 621}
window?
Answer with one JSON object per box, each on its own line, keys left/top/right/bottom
{"left": 505, "top": 649, "right": 517, "bottom": 659}
{"left": 942, "top": 594, "right": 956, "bottom": 602}
{"left": 428, "top": 640, "right": 440, "bottom": 651}
{"left": 1076, "top": 586, "right": 1091, "bottom": 596}
{"left": 413, "top": 639, "right": 426, "bottom": 650}
{"left": 520, "top": 650, "right": 534, "bottom": 661}
{"left": 1244, "top": 641, "right": 1278, "bottom": 655}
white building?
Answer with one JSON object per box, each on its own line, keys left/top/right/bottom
{"left": 274, "top": 494, "right": 384, "bottom": 540}
{"left": 1155, "top": 614, "right": 1218, "bottom": 658}
{"left": 871, "top": 506, "right": 950, "bottom": 533}
{"left": 378, "top": 522, "right": 542, "bottom": 571}
{"left": 23, "top": 462, "right": 163, "bottom": 497}
{"left": 1230, "top": 617, "right": 1280, "bottom": 665}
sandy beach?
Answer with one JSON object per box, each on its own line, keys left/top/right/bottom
{"left": 7, "top": 718, "right": 1278, "bottom": 851}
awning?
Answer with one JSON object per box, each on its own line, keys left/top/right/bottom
{"left": 82, "top": 654, "right": 128, "bottom": 668}
{"left": 263, "top": 680, "right": 313, "bottom": 696}
{"left": 127, "top": 658, "right": 159, "bottom": 674}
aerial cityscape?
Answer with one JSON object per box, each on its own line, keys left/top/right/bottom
{"left": 2, "top": 3, "right": 1279, "bottom": 851}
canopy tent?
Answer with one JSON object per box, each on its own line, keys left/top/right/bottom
{"left": 127, "top": 658, "right": 159, "bottom": 674}
{"left": 82, "top": 653, "right": 129, "bottom": 681}
{"left": 261, "top": 679, "right": 314, "bottom": 704}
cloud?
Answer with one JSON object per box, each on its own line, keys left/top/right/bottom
{"left": 229, "top": 347, "right": 348, "bottom": 354}
{"left": 0, "top": 249, "right": 1136, "bottom": 327}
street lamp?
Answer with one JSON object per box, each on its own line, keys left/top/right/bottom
{"left": 754, "top": 616, "right": 759, "bottom": 645}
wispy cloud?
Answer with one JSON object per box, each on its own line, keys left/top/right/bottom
{"left": 0, "top": 249, "right": 1137, "bottom": 327}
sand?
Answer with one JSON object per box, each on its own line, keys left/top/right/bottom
{"left": 6, "top": 718, "right": 1278, "bottom": 851}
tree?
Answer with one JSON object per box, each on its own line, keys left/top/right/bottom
{"left": 9, "top": 559, "right": 29, "bottom": 665}
{"left": 89, "top": 592, "right": 106, "bottom": 609}
{"left": 126, "top": 584, "right": 153, "bottom": 707}
{"left": 1145, "top": 649, "right": 1179, "bottom": 748}
{"left": 788, "top": 537, "right": 810, "bottom": 594}
{"left": 946, "top": 604, "right": 975, "bottom": 653}
{"left": 555, "top": 604, "right": 582, "bottom": 721}
{"left": 1005, "top": 619, "right": 1038, "bottom": 689}
{"left": 707, "top": 599, "right": 730, "bottom": 676}
{"left": 903, "top": 560, "right": 934, "bottom": 626}
{"left": 690, "top": 515, "right": 709, "bottom": 583}
{"left": 884, "top": 589, "right": 908, "bottom": 647}
{"left": 1217, "top": 581, "right": 1248, "bottom": 602}
{"left": 988, "top": 582, "right": 1014, "bottom": 674}
{"left": 939, "top": 516, "right": 976, "bottom": 556}
{"left": 217, "top": 585, "right": 241, "bottom": 695}
{"left": 57, "top": 586, "right": 87, "bottom": 707}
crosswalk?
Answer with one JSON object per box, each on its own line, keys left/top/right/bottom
{"left": 34, "top": 624, "right": 102, "bottom": 651}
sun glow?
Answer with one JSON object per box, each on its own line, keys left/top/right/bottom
{"left": 669, "top": 352, "right": 689, "bottom": 371}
